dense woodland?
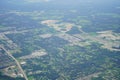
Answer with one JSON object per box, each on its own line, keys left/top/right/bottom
{"left": 0, "top": 0, "right": 120, "bottom": 80}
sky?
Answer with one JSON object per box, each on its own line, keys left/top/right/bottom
{"left": 0, "top": 0, "right": 120, "bottom": 11}
{"left": 24, "top": 0, "right": 51, "bottom": 3}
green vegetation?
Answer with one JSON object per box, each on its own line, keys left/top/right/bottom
{"left": 0, "top": 72, "right": 25, "bottom": 80}
{"left": 0, "top": 2, "right": 120, "bottom": 79}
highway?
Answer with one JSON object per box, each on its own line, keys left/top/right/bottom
{"left": 0, "top": 46, "right": 28, "bottom": 80}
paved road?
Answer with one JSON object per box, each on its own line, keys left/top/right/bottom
{"left": 0, "top": 46, "right": 28, "bottom": 80}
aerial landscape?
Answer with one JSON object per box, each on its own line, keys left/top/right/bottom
{"left": 0, "top": 0, "right": 120, "bottom": 80}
